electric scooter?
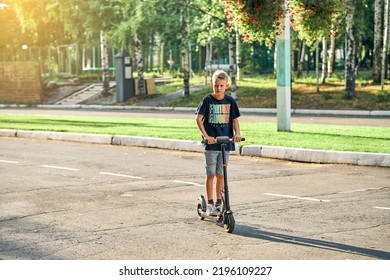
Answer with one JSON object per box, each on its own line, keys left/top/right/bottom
{"left": 197, "top": 136, "right": 245, "bottom": 233}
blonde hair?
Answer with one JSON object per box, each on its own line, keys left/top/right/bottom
{"left": 212, "top": 70, "right": 229, "bottom": 84}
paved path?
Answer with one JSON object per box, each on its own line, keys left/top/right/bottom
{"left": 1, "top": 138, "right": 389, "bottom": 260}
{"left": 136, "top": 84, "right": 206, "bottom": 106}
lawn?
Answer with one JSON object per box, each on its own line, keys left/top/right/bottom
{"left": 0, "top": 114, "right": 389, "bottom": 154}
{"left": 162, "top": 72, "right": 390, "bottom": 110}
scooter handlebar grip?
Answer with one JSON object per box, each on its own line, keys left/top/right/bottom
{"left": 201, "top": 137, "right": 245, "bottom": 144}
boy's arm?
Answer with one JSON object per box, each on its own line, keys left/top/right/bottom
{"left": 196, "top": 114, "right": 216, "bottom": 144}
{"left": 232, "top": 118, "right": 242, "bottom": 142}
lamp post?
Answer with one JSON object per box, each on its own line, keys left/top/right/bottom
{"left": 276, "top": 0, "right": 291, "bottom": 132}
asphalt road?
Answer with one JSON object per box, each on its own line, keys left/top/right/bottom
{"left": 0, "top": 137, "right": 389, "bottom": 260}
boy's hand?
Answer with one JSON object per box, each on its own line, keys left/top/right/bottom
{"left": 233, "top": 134, "right": 242, "bottom": 142}
{"left": 205, "top": 136, "right": 216, "bottom": 144}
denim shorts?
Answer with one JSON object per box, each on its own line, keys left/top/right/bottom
{"left": 204, "top": 150, "right": 230, "bottom": 176}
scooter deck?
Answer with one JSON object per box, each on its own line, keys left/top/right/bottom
{"left": 199, "top": 211, "right": 223, "bottom": 223}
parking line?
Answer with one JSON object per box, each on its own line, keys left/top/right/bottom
{"left": 374, "top": 206, "right": 390, "bottom": 211}
{"left": 0, "top": 160, "right": 19, "bottom": 164}
{"left": 41, "top": 165, "right": 79, "bottom": 171}
{"left": 99, "top": 172, "right": 143, "bottom": 179}
{"left": 172, "top": 180, "right": 203, "bottom": 187}
{"left": 339, "top": 188, "right": 381, "bottom": 194}
{"left": 264, "top": 193, "right": 331, "bottom": 202}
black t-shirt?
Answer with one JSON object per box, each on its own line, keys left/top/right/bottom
{"left": 196, "top": 94, "right": 241, "bottom": 151}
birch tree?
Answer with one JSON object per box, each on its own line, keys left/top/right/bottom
{"left": 373, "top": 0, "right": 383, "bottom": 84}
{"left": 345, "top": 0, "right": 356, "bottom": 99}
{"left": 228, "top": 28, "right": 237, "bottom": 98}
{"left": 327, "top": 28, "right": 336, "bottom": 77}
{"left": 181, "top": 0, "right": 190, "bottom": 96}
{"left": 381, "top": 0, "right": 389, "bottom": 91}
{"left": 320, "top": 37, "right": 328, "bottom": 84}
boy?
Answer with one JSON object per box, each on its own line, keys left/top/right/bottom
{"left": 195, "top": 70, "right": 242, "bottom": 216}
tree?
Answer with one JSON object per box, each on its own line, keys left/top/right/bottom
{"left": 345, "top": 0, "right": 356, "bottom": 99}
{"left": 189, "top": 0, "right": 226, "bottom": 77}
{"left": 381, "top": 0, "right": 389, "bottom": 91}
{"left": 189, "top": 0, "right": 238, "bottom": 95}
{"left": 373, "top": 0, "right": 383, "bottom": 84}
{"left": 181, "top": 1, "right": 190, "bottom": 96}
{"left": 109, "top": 0, "right": 161, "bottom": 96}
{"left": 81, "top": 0, "right": 121, "bottom": 94}
{"left": 327, "top": 27, "right": 336, "bottom": 77}
{"left": 0, "top": 2, "right": 23, "bottom": 60}
{"left": 221, "top": 0, "right": 344, "bottom": 45}
{"left": 7, "top": 0, "right": 121, "bottom": 93}
{"left": 228, "top": 28, "right": 237, "bottom": 98}
{"left": 320, "top": 37, "right": 328, "bottom": 84}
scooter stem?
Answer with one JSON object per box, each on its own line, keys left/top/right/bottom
{"left": 221, "top": 143, "right": 230, "bottom": 212}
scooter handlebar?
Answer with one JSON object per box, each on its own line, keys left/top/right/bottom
{"left": 201, "top": 136, "right": 245, "bottom": 145}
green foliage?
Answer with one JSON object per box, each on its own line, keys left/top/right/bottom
{"left": 220, "top": 0, "right": 345, "bottom": 45}
{"left": 188, "top": 0, "right": 227, "bottom": 46}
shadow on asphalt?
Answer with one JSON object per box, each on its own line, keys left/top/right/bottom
{"left": 234, "top": 225, "right": 390, "bottom": 260}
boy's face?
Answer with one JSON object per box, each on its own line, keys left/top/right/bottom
{"left": 211, "top": 78, "right": 229, "bottom": 99}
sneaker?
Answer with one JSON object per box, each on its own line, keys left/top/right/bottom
{"left": 215, "top": 204, "right": 222, "bottom": 213}
{"left": 206, "top": 204, "right": 218, "bottom": 216}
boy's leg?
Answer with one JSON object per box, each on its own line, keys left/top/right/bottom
{"left": 204, "top": 151, "right": 219, "bottom": 215}
{"left": 215, "top": 174, "right": 223, "bottom": 201}
{"left": 206, "top": 175, "right": 215, "bottom": 203}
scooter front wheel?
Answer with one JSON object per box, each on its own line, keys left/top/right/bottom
{"left": 197, "top": 203, "right": 205, "bottom": 220}
{"left": 223, "top": 214, "right": 235, "bottom": 233}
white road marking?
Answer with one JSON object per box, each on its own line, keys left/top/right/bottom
{"left": 99, "top": 172, "right": 143, "bottom": 179}
{"left": 264, "top": 193, "right": 331, "bottom": 202}
{"left": 0, "top": 160, "right": 19, "bottom": 164}
{"left": 339, "top": 188, "right": 381, "bottom": 194}
{"left": 41, "top": 165, "right": 79, "bottom": 171}
{"left": 374, "top": 206, "right": 390, "bottom": 211}
{"left": 172, "top": 180, "right": 203, "bottom": 187}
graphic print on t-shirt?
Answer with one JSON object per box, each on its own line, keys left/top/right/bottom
{"left": 209, "top": 104, "right": 230, "bottom": 126}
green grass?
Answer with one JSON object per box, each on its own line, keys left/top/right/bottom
{"left": 1, "top": 114, "right": 389, "bottom": 154}
{"left": 162, "top": 72, "right": 390, "bottom": 110}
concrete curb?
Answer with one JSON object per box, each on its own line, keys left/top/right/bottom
{"left": 241, "top": 145, "right": 390, "bottom": 167}
{"left": 12, "top": 130, "right": 113, "bottom": 144}
{"left": 1, "top": 129, "right": 388, "bottom": 168}
{"left": 112, "top": 135, "right": 205, "bottom": 153}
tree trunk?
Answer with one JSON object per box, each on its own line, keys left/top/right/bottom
{"left": 149, "top": 34, "right": 154, "bottom": 72}
{"left": 297, "top": 40, "right": 305, "bottom": 78}
{"left": 159, "top": 41, "right": 164, "bottom": 74}
{"left": 328, "top": 30, "right": 336, "bottom": 76}
{"left": 291, "top": 38, "right": 295, "bottom": 82}
{"left": 381, "top": 0, "right": 389, "bottom": 91}
{"left": 235, "top": 27, "right": 242, "bottom": 81}
{"left": 316, "top": 39, "right": 320, "bottom": 93}
{"left": 345, "top": 0, "right": 356, "bottom": 99}
{"left": 181, "top": 1, "right": 190, "bottom": 96}
{"left": 205, "top": 13, "right": 213, "bottom": 85}
{"left": 100, "top": 30, "right": 110, "bottom": 95}
{"left": 374, "top": 0, "right": 383, "bottom": 84}
{"left": 228, "top": 28, "right": 237, "bottom": 99}
{"left": 135, "top": 33, "right": 145, "bottom": 96}
{"left": 320, "top": 37, "right": 328, "bottom": 84}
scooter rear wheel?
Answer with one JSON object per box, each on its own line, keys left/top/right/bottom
{"left": 224, "top": 214, "right": 235, "bottom": 233}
